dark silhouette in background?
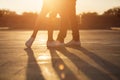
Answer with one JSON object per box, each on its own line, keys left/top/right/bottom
{"left": 56, "top": 0, "right": 80, "bottom": 45}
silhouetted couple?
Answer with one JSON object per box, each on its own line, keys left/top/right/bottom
{"left": 25, "top": 0, "right": 80, "bottom": 47}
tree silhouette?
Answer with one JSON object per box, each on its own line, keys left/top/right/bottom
{"left": 81, "top": 12, "right": 98, "bottom": 18}
{"left": 0, "top": 9, "right": 17, "bottom": 17}
{"left": 103, "top": 7, "right": 120, "bottom": 16}
{"left": 22, "top": 12, "right": 38, "bottom": 16}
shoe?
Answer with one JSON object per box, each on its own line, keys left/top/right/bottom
{"left": 66, "top": 40, "right": 81, "bottom": 46}
{"left": 25, "top": 37, "right": 35, "bottom": 47}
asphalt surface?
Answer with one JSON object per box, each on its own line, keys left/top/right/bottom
{"left": 0, "top": 30, "right": 120, "bottom": 80}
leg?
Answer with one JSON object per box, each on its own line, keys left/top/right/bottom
{"left": 70, "top": 13, "right": 80, "bottom": 41}
{"left": 47, "top": 12, "right": 57, "bottom": 41}
{"left": 70, "top": 1, "right": 80, "bottom": 41}
{"left": 31, "top": 8, "right": 49, "bottom": 38}
{"left": 48, "top": 27, "right": 54, "bottom": 41}
{"left": 47, "top": 12, "right": 59, "bottom": 47}
{"left": 25, "top": 3, "right": 49, "bottom": 47}
{"left": 66, "top": 1, "right": 81, "bottom": 46}
{"left": 47, "top": 24, "right": 55, "bottom": 47}
{"left": 57, "top": 12, "right": 68, "bottom": 43}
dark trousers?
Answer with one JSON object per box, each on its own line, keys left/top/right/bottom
{"left": 57, "top": 1, "right": 80, "bottom": 42}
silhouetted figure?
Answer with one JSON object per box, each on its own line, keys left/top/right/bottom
{"left": 56, "top": 0, "right": 80, "bottom": 46}
{"left": 25, "top": 0, "right": 81, "bottom": 47}
{"left": 25, "top": 0, "right": 58, "bottom": 47}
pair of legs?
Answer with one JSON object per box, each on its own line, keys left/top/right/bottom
{"left": 26, "top": 0, "right": 80, "bottom": 47}
{"left": 57, "top": 0, "right": 80, "bottom": 43}
{"left": 25, "top": 1, "right": 57, "bottom": 47}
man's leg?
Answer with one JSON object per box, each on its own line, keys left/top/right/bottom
{"left": 70, "top": 1, "right": 80, "bottom": 41}
{"left": 57, "top": 19, "right": 68, "bottom": 43}
{"left": 56, "top": 12, "right": 68, "bottom": 43}
{"left": 66, "top": 1, "right": 80, "bottom": 46}
{"left": 70, "top": 14, "right": 80, "bottom": 41}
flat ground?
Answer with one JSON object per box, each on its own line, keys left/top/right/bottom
{"left": 0, "top": 30, "right": 120, "bottom": 80}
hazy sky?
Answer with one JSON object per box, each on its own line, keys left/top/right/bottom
{"left": 0, "top": 0, "right": 120, "bottom": 14}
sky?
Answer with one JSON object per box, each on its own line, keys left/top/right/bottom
{"left": 0, "top": 0, "right": 120, "bottom": 15}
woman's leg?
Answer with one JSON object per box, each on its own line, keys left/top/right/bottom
{"left": 47, "top": 12, "right": 57, "bottom": 41}
{"left": 25, "top": 3, "right": 49, "bottom": 47}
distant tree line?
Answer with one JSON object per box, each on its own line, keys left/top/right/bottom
{"left": 0, "top": 9, "right": 17, "bottom": 17}
{"left": 0, "top": 6, "right": 120, "bottom": 30}
{"left": 79, "top": 6, "right": 120, "bottom": 29}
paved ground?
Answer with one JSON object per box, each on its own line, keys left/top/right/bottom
{"left": 0, "top": 30, "right": 120, "bottom": 80}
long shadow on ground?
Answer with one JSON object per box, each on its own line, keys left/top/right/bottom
{"left": 68, "top": 46, "right": 120, "bottom": 80}
{"left": 24, "top": 48, "right": 45, "bottom": 80}
{"left": 48, "top": 48, "right": 78, "bottom": 80}
{"left": 55, "top": 46, "right": 119, "bottom": 80}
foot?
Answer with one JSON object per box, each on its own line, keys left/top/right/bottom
{"left": 66, "top": 40, "right": 81, "bottom": 46}
{"left": 25, "top": 37, "right": 35, "bottom": 47}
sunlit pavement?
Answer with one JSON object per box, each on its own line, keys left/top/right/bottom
{"left": 0, "top": 30, "right": 120, "bottom": 80}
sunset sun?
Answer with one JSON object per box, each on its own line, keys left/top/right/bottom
{"left": 24, "top": 0, "right": 43, "bottom": 13}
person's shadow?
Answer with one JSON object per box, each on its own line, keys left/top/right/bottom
{"left": 24, "top": 48, "right": 45, "bottom": 80}
{"left": 67, "top": 46, "right": 120, "bottom": 80}
{"left": 55, "top": 46, "right": 120, "bottom": 80}
{"left": 48, "top": 47, "right": 78, "bottom": 80}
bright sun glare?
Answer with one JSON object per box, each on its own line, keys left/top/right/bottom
{"left": 31, "top": 0, "right": 43, "bottom": 11}
{"left": 27, "top": 0, "right": 61, "bottom": 17}
{"left": 1, "top": 0, "right": 120, "bottom": 15}
{"left": 18, "top": 0, "right": 43, "bottom": 14}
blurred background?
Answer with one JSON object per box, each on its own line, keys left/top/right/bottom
{"left": 0, "top": 0, "right": 120, "bottom": 30}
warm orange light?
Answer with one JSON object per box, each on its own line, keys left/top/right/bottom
{"left": 61, "top": 73, "right": 65, "bottom": 79}
{"left": 38, "top": 55, "right": 51, "bottom": 60}
{"left": 59, "top": 64, "right": 64, "bottom": 70}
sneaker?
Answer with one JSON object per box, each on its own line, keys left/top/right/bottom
{"left": 25, "top": 37, "right": 35, "bottom": 47}
{"left": 66, "top": 40, "right": 81, "bottom": 46}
